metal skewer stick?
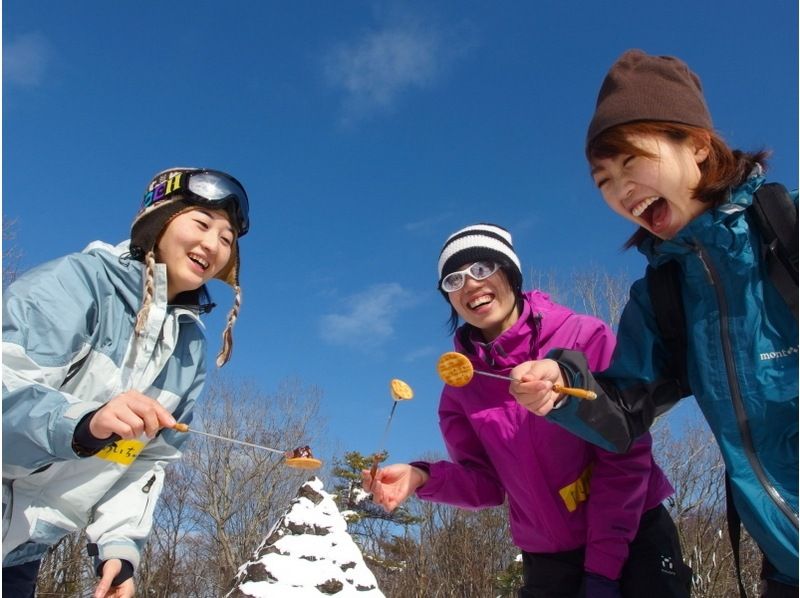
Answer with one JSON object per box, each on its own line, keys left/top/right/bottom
{"left": 472, "top": 370, "right": 597, "bottom": 400}
{"left": 473, "top": 370, "right": 516, "bottom": 382}
{"left": 172, "top": 423, "right": 286, "bottom": 454}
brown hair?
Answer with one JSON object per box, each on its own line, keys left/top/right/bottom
{"left": 588, "top": 122, "right": 770, "bottom": 248}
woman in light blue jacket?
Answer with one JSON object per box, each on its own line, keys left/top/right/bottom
{"left": 509, "top": 50, "right": 798, "bottom": 596}
{"left": 3, "top": 168, "right": 250, "bottom": 598}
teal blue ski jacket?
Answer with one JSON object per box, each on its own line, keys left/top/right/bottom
{"left": 548, "top": 172, "right": 798, "bottom": 584}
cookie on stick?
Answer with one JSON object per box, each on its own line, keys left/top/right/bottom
{"left": 436, "top": 352, "right": 597, "bottom": 400}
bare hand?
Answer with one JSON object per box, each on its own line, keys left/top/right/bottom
{"left": 509, "top": 359, "right": 565, "bottom": 416}
{"left": 94, "top": 559, "right": 135, "bottom": 598}
{"left": 89, "top": 390, "right": 176, "bottom": 440}
{"left": 362, "top": 463, "right": 428, "bottom": 512}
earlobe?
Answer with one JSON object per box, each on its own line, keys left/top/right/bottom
{"left": 693, "top": 133, "right": 711, "bottom": 164}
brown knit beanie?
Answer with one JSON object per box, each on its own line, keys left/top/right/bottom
{"left": 586, "top": 49, "right": 713, "bottom": 148}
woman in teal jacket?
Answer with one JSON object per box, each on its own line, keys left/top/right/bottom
{"left": 508, "top": 50, "right": 798, "bottom": 595}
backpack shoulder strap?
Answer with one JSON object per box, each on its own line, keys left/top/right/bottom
{"left": 750, "top": 182, "right": 798, "bottom": 319}
{"left": 724, "top": 473, "right": 748, "bottom": 598}
{"left": 646, "top": 261, "right": 692, "bottom": 396}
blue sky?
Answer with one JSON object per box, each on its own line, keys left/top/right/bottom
{"left": 4, "top": 1, "right": 798, "bottom": 469}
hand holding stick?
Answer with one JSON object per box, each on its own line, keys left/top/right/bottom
{"left": 369, "top": 379, "right": 414, "bottom": 490}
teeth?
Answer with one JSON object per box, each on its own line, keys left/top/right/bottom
{"left": 189, "top": 253, "right": 209, "bottom": 269}
{"left": 632, "top": 196, "right": 659, "bottom": 217}
{"left": 469, "top": 295, "right": 492, "bottom": 309}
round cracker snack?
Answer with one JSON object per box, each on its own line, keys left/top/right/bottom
{"left": 390, "top": 378, "right": 414, "bottom": 401}
{"left": 284, "top": 446, "right": 323, "bottom": 469}
{"left": 437, "top": 352, "right": 475, "bottom": 387}
{"left": 285, "top": 457, "right": 323, "bottom": 470}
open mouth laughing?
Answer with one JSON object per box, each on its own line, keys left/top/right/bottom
{"left": 188, "top": 252, "right": 210, "bottom": 272}
{"left": 631, "top": 195, "right": 669, "bottom": 234}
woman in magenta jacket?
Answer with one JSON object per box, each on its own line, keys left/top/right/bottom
{"left": 364, "top": 223, "right": 690, "bottom": 597}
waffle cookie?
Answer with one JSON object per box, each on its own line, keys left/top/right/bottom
{"left": 436, "top": 352, "right": 474, "bottom": 387}
{"left": 390, "top": 378, "right": 414, "bottom": 401}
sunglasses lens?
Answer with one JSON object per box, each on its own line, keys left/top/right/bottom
{"left": 470, "top": 261, "right": 497, "bottom": 280}
{"left": 441, "top": 272, "right": 464, "bottom": 293}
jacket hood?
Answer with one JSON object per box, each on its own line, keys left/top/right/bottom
{"left": 81, "top": 240, "right": 148, "bottom": 314}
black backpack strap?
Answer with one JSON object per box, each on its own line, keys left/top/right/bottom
{"left": 646, "top": 261, "right": 692, "bottom": 396}
{"left": 750, "top": 182, "right": 798, "bottom": 320}
{"left": 725, "top": 473, "right": 748, "bottom": 598}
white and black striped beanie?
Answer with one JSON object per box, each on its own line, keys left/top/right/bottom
{"left": 437, "top": 223, "right": 522, "bottom": 286}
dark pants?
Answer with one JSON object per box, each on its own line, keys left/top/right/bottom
{"left": 761, "top": 557, "right": 799, "bottom": 598}
{"left": 3, "top": 559, "right": 41, "bottom": 598}
{"left": 518, "top": 504, "right": 692, "bottom": 598}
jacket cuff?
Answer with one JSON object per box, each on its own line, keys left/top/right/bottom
{"left": 411, "top": 461, "right": 446, "bottom": 499}
{"left": 408, "top": 461, "right": 430, "bottom": 475}
{"left": 72, "top": 411, "right": 118, "bottom": 456}
{"left": 408, "top": 461, "right": 432, "bottom": 491}
{"left": 87, "top": 539, "right": 141, "bottom": 574}
{"left": 88, "top": 543, "right": 135, "bottom": 585}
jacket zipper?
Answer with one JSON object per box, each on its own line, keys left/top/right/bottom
{"left": 136, "top": 475, "right": 157, "bottom": 527}
{"left": 142, "top": 475, "right": 156, "bottom": 494}
{"left": 696, "top": 244, "right": 798, "bottom": 529}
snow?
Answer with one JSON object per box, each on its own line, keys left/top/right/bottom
{"left": 226, "top": 477, "right": 385, "bottom": 597}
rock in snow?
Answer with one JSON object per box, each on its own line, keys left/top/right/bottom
{"left": 226, "top": 477, "right": 385, "bottom": 597}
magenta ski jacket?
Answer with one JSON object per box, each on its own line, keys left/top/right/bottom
{"left": 415, "top": 291, "right": 673, "bottom": 580}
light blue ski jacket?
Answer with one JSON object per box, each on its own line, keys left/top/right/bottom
{"left": 2, "top": 240, "right": 206, "bottom": 572}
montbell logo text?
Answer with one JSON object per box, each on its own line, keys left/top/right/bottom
{"left": 759, "top": 346, "right": 798, "bottom": 361}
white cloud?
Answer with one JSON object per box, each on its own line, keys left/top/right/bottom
{"left": 404, "top": 211, "right": 455, "bottom": 234}
{"left": 324, "top": 19, "right": 473, "bottom": 122}
{"left": 319, "top": 283, "right": 413, "bottom": 349}
{"left": 4, "top": 33, "right": 51, "bottom": 87}
{"left": 402, "top": 345, "right": 438, "bottom": 363}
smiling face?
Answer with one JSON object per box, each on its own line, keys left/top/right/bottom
{"left": 156, "top": 208, "right": 235, "bottom": 301}
{"left": 590, "top": 132, "right": 710, "bottom": 240}
{"left": 447, "top": 263, "right": 519, "bottom": 342}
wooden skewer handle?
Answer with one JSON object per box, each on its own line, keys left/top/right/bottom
{"left": 553, "top": 385, "right": 597, "bottom": 400}
{"left": 368, "top": 455, "right": 381, "bottom": 491}
{"left": 173, "top": 423, "right": 190, "bottom": 432}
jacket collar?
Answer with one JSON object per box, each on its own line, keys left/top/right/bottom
{"left": 455, "top": 294, "right": 541, "bottom": 370}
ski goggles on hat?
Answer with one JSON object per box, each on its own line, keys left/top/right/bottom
{"left": 440, "top": 261, "right": 500, "bottom": 293}
{"left": 143, "top": 169, "right": 250, "bottom": 236}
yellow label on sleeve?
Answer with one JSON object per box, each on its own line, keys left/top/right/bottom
{"left": 94, "top": 439, "right": 145, "bottom": 465}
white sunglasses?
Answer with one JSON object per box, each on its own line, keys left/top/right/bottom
{"left": 440, "top": 261, "right": 500, "bottom": 293}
